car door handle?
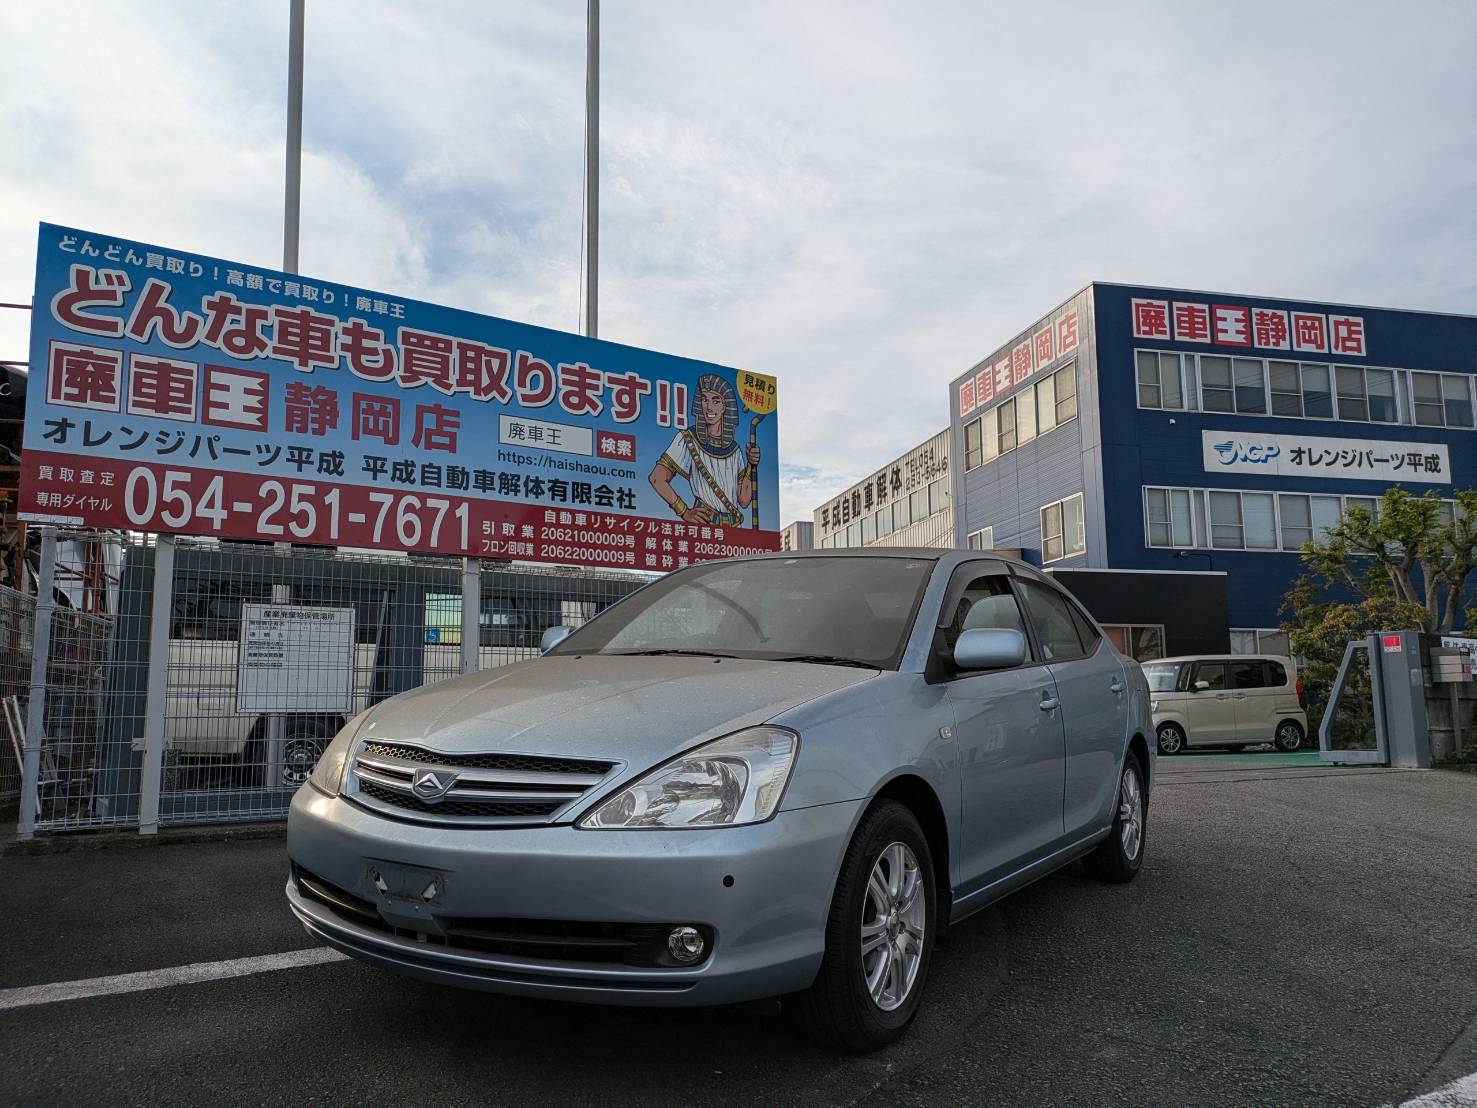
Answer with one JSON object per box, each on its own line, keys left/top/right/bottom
{"left": 1215, "top": 694, "right": 1229, "bottom": 700}
{"left": 1040, "top": 694, "right": 1060, "bottom": 713}
{"left": 1109, "top": 680, "right": 1124, "bottom": 695}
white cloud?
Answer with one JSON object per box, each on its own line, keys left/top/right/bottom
{"left": 3, "top": 1, "right": 1474, "bottom": 526}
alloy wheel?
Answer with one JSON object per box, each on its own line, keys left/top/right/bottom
{"left": 1118, "top": 767, "right": 1144, "bottom": 861}
{"left": 860, "top": 842, "right": 926, "bottom": 1012}
{"left": 1277, "top": 723, "right": 1302, "bottom": 752}
{"left": 1158, "top": 726, "right": 1183, "bottom": 755}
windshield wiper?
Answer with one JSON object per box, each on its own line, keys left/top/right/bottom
{"left": 609, "top": 648, "right": 740, "bottom": 659}
{"left": 770, "top": 654, "right": 880, "bottom": 670}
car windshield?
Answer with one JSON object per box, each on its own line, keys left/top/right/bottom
{"left": 1141, "top": 662, "right": 1184, "bottom": 692}
{"left": 551, "top": 556, "right": 935, "bottom": 669}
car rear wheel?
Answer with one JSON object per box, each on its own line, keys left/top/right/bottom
{"left": 1274, "top": 720, "right": 1304, "bottom": 753}
{"left": 785, "top": 799, "right": 936, "bottom": 1052}
{"left": 1156, "top": 722, "right": 1185, "bottom": 755}
{"left": 1083, "top": 754, "right": 1147, "bottom": 884}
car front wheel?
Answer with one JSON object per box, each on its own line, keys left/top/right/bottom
{"left": 1274, "top": 720, "right": 1304, "bottom": 753}
{"left": 1156, "top": 722, "right": 1185, "bottom": 755}
{"left": 786, "top": 799, "right": 936, "bottom": 1052}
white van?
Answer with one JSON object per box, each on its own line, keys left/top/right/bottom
{"left": 1142, "top": 655, "right": 1307, "bottom": 754}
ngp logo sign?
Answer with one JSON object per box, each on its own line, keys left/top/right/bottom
{"left": 1131, "top": 297, "right": 1366, "bottom": 358}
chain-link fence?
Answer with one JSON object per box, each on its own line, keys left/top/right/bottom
{"left": 14, "top": 527, "right": 647, "bottom": 836}
{"left": 0, "top": 585, "right": 35, "bottom": 803}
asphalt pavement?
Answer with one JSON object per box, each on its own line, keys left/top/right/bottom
{"left": 1, "top": 761, "right": 1474, "bottom": 1107}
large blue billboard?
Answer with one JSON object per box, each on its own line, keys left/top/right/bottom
{"left": 20, "top": 224, "right": 780, "bottom": 569}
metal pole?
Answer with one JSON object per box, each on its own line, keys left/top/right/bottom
{"left": 137, "top": 535, "right": 176, "bottom": 834}
{"left": 18, "top": 528, "right": 58, "bottom": 840}
{"left": 268, "top": 0, "right": 306, "bottom": 786}
{"left": 283, "top": 0, "right": 305, "bottom": 275}
{"left": 583, "top": 0, "right": 598, "bottom": 338}
{"left": 460, "top": 558, "right": 480, "bottom": 675}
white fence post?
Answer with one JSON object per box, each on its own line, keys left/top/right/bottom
{"left": 17, "top": 527, "right": 58, "bottom": 841}
{"left": 137, "top": 534, "right": 176, "bottom": 835}
{"left": 461, "top": 557, "right": 480, "bottom": 675}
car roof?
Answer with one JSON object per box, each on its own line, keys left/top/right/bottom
{"left": 734, "top": 547, "right": 1045, "bottom": 577}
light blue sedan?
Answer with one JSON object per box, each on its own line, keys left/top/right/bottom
{"left": 287, "top": 549, "right": 1153, "bottom": 1051}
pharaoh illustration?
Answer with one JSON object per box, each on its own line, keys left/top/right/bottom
{"left": 648, "top": 373, "right": 761, "bottom": 527}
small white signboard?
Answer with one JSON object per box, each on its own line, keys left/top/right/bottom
{"left": 236, "top": 604, "right": 356, "bottom": 714}
{"left": 1440, "top": 635, "right": 1477, "bottom": 678}
{"left": 1201, "top": 431, "right": 1449, "bottom": 484}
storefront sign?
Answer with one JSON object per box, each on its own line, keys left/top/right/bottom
{"left": 817, "top": 433, "right": 949, "bottom": 539}
{"left": 1439, "top": 636, "right": 1476, "bottom": 677}
{"left": 1201, "top": 431, "right": 1449, "bottom": 484}
{"left": 20, "top": 224, "right": 781, "bottom": 570}
{"left": 1133, "top": 298, "right": 1366, "bottom": 357}
{"left": 959, "top": 308, "right": 1079, "bottom": 417}
{"left": 236, "top": 605, "right": 355, "bottom": 713}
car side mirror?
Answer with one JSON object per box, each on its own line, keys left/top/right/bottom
{"left": 953, "top": 628, "right": 1027, "bottom": 672}
{"left": 1193, "top": 679, "right": 1211, "bottom": 691}
{"left": 540, "top": 625, "right": 575, "bottom": 654}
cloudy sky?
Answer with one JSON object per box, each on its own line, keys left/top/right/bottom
{"left": 3, "top": 1, "right": 1475, "bottom": 524}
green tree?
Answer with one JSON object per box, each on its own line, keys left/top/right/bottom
{"left": 1282, "top": 487, "right": 1475, "bottom": 712}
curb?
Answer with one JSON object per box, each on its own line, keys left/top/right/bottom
{"left": 0, "top": 822, "right": 287, "bottom": 857}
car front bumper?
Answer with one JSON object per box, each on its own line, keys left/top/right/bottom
{"left": 285, "top": 785, "right": 864, "bottom": 1006}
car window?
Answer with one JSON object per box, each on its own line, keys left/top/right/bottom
{"left": 941, "top": 575, "right": 1027, "bottom": 655}
{"left": 1142, "top": 662, "right": 1184, "bottom": 692}
{"left": 1195, "top": 662, "right": 1227, "bottom": 690}
{"left": 1016, "top": 580, "right": 1088, "bottom": 662}
{"left": 552, "top": 555, "right": 934, "bottom": 669}
{"left": 1265, "top": 661, "right": 1288, "bottom": 686}
{"left": 1232, "top": 661, "right": 1266, "bottom": 689}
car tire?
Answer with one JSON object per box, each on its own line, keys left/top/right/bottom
{"left": 1156, "top": 722, "right": 1185, "bottom": 756}
{"left": 1083, "top": 753, "right": 1147, "bottom": 884}
{"left": 1274, "top": 720, "right": 1304, "bottom": 753}
{"left": 785, "top": 799, "right": 936, "bottom": 1053}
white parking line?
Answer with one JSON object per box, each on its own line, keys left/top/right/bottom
{"left": 0, "top": 947, "right": 348, "bottom": 1012}
{"left": 1401, "top": 1072, "right": 1477, "bottom": 1107}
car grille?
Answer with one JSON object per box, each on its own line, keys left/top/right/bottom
{"left": 345, "top": 740, "right": 617, "bottom": 827}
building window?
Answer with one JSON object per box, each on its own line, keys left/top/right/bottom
{"left": 1036, "top": 370, "right": 1057, "bottom": 435}
{"left": 1199, "top": 356, "right": 1235, "bottom": 413}
{"left": 1366, "top": 368, "right": 1397, "bottom": 423}
{"left": 1136, "top": 351, "right": 1183, "bottom": 410}
{"left": 1144, "top": 485, "right": 1451, "bottom": 552}
{"left": 1335, "top": 365, "right": 1368, "bottom": 421}
{"left": 875, "top": 506, "right": 894, "bottom": 538}
{"left": 1268, "top": 360, "right": 1302, "bottom": 417}
{"left": 1301, "top": 363, "right": 1334, "bottom": 418}
{"left": 1016, "top": 387, "right": 1037, "bottom": 446}
{"left": 1145, "top": 487, "right": 1194, "bottom": 547}
{"left": 1104, "top": 624, "right": 1166, "bottom": 662}
{"left": 1233, "top": 358, "right": 1267, "bottom": 414}
{"left": 968, "top": 527, "right": 993, "bottom": 550}
{"left": 1054, "top": 363, "right": 1078, "bottom": 425}
{"left": 1230, "top": 628, "right": 1291, "bottom": 656}
{"left": 964, "top": 418, "right": 983, "bottom": 470}
{"left": 929, "top": 478, "right": 949, "bottom": 516}
{"left": 910, "top": 487, "right": 928, "bottom": 524}
{"left": 1040, "top": 493, "right": 1085, "bottom": 563}
{"left": 861, "top": 513, "right": 876, "bottom": 544}
{"left": 983, "top": 407, "right": 1000, "bottom": 463}
{"left": 1412, "top": 371, "right": 1476, "bottom": 428}
{"left": 847, "top": 523, "right": 860, "bottom": 547}
{"left": 997, "top": 398, "right": 1016, "bottom": 454}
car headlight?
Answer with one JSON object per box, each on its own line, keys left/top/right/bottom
{"left": 579, "top": 727, "right": 799, "bottom": 830}
{"left": 307, "top": 710, "right": 371, "bottom": 797}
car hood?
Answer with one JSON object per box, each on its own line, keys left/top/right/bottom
{"left": 357, "top": 655, "right": 877, "bottom": 771}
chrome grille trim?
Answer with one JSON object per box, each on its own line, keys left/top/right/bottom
{"left": 345, "top": 740, "right": 619, "bottom": 828}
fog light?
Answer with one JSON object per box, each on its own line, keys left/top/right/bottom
{"left": 667, "top": 926, "right": 705, "bottom": 964}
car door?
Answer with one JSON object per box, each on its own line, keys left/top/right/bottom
{"left": 1013, "top": 577, "right": 1129, "bottom": 841}
{"left": 938, "top": 565, "right": 1067, "bottom": 893}
{"left": 1230, "top": 660, "right": 1273, "bottom": 742}
{"left": 1186, "top": 660, "right": 1236, "bottom": 745}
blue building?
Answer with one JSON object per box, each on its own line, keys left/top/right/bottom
{"left": 949, "top": 283, "right": 1474, "bottom": 658}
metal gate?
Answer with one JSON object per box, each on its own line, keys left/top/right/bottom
{"left": 16, "top": 527, "right": 646, "bottom": 837}
{"left": 1318, "top": 630, "right": 1432, "bottom": 769}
